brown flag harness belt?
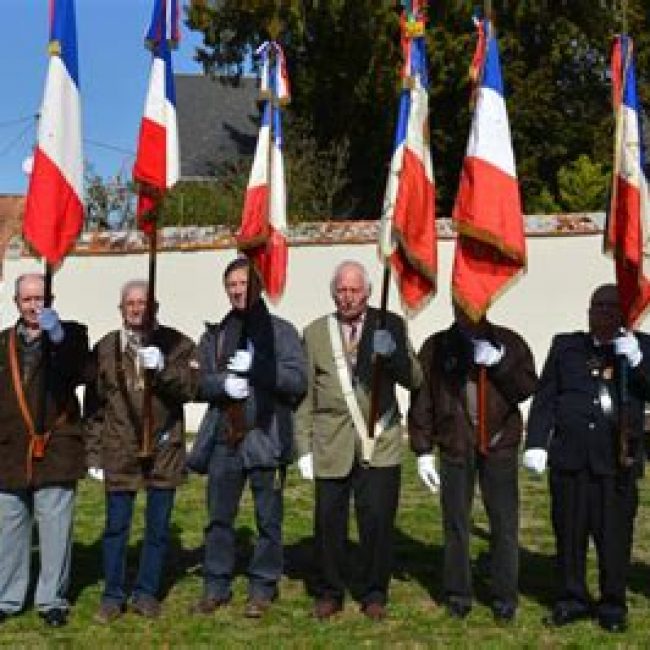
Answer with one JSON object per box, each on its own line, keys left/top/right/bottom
{"left": 8, "top": 328, "right": 66, "bottom": 482}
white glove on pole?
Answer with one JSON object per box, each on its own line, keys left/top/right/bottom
{"left": 372, "top": 329, "right": 397, "bottom": 357}
{"left": 227, "top": 341, "right": 254, "bottom": 374}
{"left": 473, "top": 339, "right": 504, "bottom": 366}
{"left": 522, "top": 448, "right": 548, "bottom": 475}
{"left": 37, "top": 308, "right": 64, "bottom": 344}
{"left": 224, "top": 374, "right": 249, "bottom": 399}
{"left": 297, "top": 453, "right": 314, "bottom": 480}
{"left": 417, "top": 454, "right": 440, "bottom": 493}
{"left": 138, "top": 346, "right": 165, "bottom": 371}
{"left": 613, "top": 331, "right": 642, "bottom": 368}
{"left": 87, "top": 467, "right": 104, "bottom": 481}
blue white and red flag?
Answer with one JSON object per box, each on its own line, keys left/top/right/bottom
{"left": 133, "top": 0, "right": 180, "bottom": 233}
{"left": 379, "top": 2, "right": 436, "bottom": 313}
{"left": 237, "top": 41, "right": 290, "bottom": 302}
{"left": 452, "top": 17, "right": 525, "bottom": 321}
{"left": 23, "top": 0, "right": 84, "bottom": 265}
{"left": 605, "top": 34, "right": 650, "bottom": 327}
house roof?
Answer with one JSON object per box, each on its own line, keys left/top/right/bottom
{"left": 175, "top": 74, "right": 260, "bottom": 179}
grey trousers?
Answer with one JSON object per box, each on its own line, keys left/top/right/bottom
{"left": 0, "top": 485, "right": 76, "bottom": 613}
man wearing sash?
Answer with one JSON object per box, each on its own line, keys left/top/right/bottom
{"left": 524, "top": 284, "right": 650, "bottom": 633}
{"left": 190, "top": 258, "right": 306, "bottom": 619}
{"left": 408, "top": 305, "right": 537, "bottom": 623}
{"left": 295, "top": 260, "right": 422, "bottom": 621}
{"left": 85, "top": 280, "right": 199, "bottom": 622}
{"left": 0, "top": 273, "right": 89, "bottom": 627}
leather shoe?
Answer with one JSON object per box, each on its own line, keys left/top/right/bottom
{"left": 598, "top": 613, "right": 627, "bottom": 633}
{"left": 0, "top": 611, "right": 9, "bottom": 624}
{"left": 131, "top": 596, "right": 161, "bottom": 619}
{"left": 189, "top": 595, "right": 231, "bottom": 615}
{"left": 313, "top": 599, "right": 343, "bottom": 621}
{"left": 40, "top": 608, "right": 68, "bottom": 628}
{"left": 544, "top": 604, "right": 591, "bottom": 627}
{"left": 447, "top": 601, "right": 471, "bottom": 619}
{"left": 492, "top": 601, "right": 516, "bottom": 624}
{"left": 94, "top": 602, "right": 125, "bottom": 624}
{"left": 361, "top": 602, "right": 386, "bottom": 621}
{"left": 244, "top": 597, "right": 272, "bottom": 619}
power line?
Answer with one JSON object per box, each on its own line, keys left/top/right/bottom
{"left": 0, "top": 122, "right": 34, "bottom": 157}
{"left": 84, "top": 138, "right": 135, "bottom": 157}
{"left": 0, "top": 114, "right": 37, "bottom": 129}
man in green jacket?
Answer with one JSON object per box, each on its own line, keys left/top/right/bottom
{"left": 295, "top": 260, "right": 422, "bottom": 621}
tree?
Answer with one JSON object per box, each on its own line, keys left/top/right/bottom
{"left": 186, "top": 1, "right": 650, "bottom": 219}
{"left": 84, "top": 164, "right": 135, "bottom": 231}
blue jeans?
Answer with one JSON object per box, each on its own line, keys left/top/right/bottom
{"left": 204, "top": 450, "right": 283, "bottom": 601}
{"left": 102, "top": 488, "right": 175, "bottom": 605}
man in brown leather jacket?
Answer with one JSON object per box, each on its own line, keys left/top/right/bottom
{"left": 0, "top": 273, "right": 89, "bottom": 628}
{"left": 408, "top": 305, "right": 537, "bottom": 623}
{"left": 85, "top": 279, "right": 198, "bottom": 623}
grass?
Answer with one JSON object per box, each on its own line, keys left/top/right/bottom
{"left": 2, "top": 446, "right": 650, "bottom": 648}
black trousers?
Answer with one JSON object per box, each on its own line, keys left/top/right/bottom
{"left": 314, "top": 464, "right": 400, "bottom": 606}
{"left": 549, "top": 467, "right": 638, "bottom": 617}
{"left": 440, "top": 449, "right": 519, "bottom": 608}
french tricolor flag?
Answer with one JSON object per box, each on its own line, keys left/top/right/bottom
{"left": 23, "top": 0, "right": 84, "bottom": 266}
{"left": 451, "top": 17, "right": 525, "bottom": 321}
{"left": 605, "top": 35, "right": 650, "bottom": 327}
{"left": 133, "top": 0, "right": 180, "bottom": 233}
{"left": 379, "top": 4, "right": 437, "bottom": 313}
{"left": 237, "top": 42, "right": 289, "bottom": 302}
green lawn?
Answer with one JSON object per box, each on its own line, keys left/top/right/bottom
{"left": 2, "top": 448, "right": 650, "bottom": 648}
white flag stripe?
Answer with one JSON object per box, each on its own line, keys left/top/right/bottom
{"left": 143, "top": 58, "right": 167, "bottom": 127}
{"left": 466, "top": 87, "right": 516, "bottom": 178}
{"left": 270, "top": 143, "right": 287, "bottom": 232}
{"left": 38, "top": 56, "right": 83, "bottom": 197}
{"left": 165, "top": 97, "right": 179, "bottom": 187}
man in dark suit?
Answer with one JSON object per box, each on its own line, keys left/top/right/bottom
{"left": 524, "top": 283, "right": 650, "bottom": 633}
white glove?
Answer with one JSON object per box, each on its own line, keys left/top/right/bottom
{"left": 613, "top": 331, "right": 642, "bottom": 368}
{"left": 417, "top": 454, "right": 440, "bottom": 493}
{"left": 297, "top": 453, "right": 314, "bottom": 480}
{"left": 227, "top": 341, "right": 254, "bottom": 374}
{"left": 138, "top": 345, "right": 165, "bottom": 371}
{"left": 522, "top": 448, "right": 548, "bottom": 475}
{"left": 224, "top": 374, "right": 249, "bottom": 399}
{"left": 87, "top": 467, "right": 104, "bottom": 481}
{"left": 37, "top": 308, "right": 64, "bottom": 344}
{"left": 473, "top": 339, "right": 504, "bottom": 366}
{"left": 372, "top": 329, "right": 396, "bottom": 357}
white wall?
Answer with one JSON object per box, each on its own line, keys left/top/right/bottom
{"left": 1, "top": 234, "right": 634, "bottom": 429}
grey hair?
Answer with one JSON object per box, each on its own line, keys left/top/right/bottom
{"left": 330, "top": 260, "right": 372, "bottom": 298}
{"left": 120, "top": 279, "right": 149, "bottom": 304}
{"left": 14, "top": 273, "right": 44, "bottom": 299}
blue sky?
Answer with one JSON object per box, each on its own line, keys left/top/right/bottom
{"left": 0, "top": 0, "right": 204, "bottom": 195}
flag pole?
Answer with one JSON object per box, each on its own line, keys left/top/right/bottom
{"left": 476, "top": 0, "right": 493, "bottom": 456}
{"left": 33, "top": 262, "right": 54, "bottom": 459}
{"left": 138, "top": 203, "right": 158, "bottom": 460}
{"left": 367, "top": 266, "right": 391, "bottom": 439}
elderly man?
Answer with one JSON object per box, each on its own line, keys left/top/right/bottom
{"left": 295, "top": 260, "right": 422, "bottom": 621}
{"left": 408, "top": 304, "right": 537, "bottom": 622}
{"left": 190, "top": 258, "right": 306, "bottom": 619}
{"left": 0, "top": 273, "right": 89, "bottom": 627}
{"left": 524, "top": 284, "right": 650, "bottom": 633}
{"left": 85, "top": 279, "right": 198, "bottom": 623}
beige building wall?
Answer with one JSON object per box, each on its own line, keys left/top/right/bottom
{"left": 0, "top": 233, "right": 635, "bottom": 430}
